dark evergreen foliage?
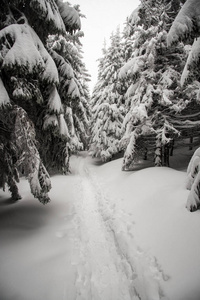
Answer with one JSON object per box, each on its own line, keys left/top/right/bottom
{"left": 167, "top": 0, "right": 200, "bottom": 211}
{"left": 0, "top": 0, "right": 90, "bottom": 202}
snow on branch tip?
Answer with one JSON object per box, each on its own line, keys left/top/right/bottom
{"left": 167, "top": 0, "right": 200, "bottom": 46}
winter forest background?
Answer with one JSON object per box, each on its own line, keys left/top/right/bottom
{"left": 1, "top": 0, "right": 200, "bottom": 210}
{"left": 1, "top": 0, "right": 200, "bottom": 299}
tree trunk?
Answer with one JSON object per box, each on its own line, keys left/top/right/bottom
{"left": 189, "top": 137, "right": 193, "bottom": 150}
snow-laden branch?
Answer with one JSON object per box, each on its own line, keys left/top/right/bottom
{"left": 56, "top": 0, "right": 81, "bottom": 32}
{"left": 167, "top": 0, "right": 200, "bottom": 46}
{"left": 0, "top": 24, "right": 59, "bottom": 83}
{"left": 118, "top": 56, "right": 145, "bottom": 79}
{"left": 181, "top": 38, "right": 200, "bottom": 85}
{"left": 186, "top": 147, "right": 200, "bottom": 211}
{"left": 0, "top": 78, "right": 10, "bottom": 107}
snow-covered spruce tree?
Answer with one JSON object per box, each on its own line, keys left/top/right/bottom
{"left": 118, "top": 0, "right": 187, "bottom": 170}
{"left": 168, "top": 0, "right": 200, "bottom": 211}
{"left": 0, "top": 104, "right": 51, "bottom": 203}
{"left": 186, "top": 147, "right": 200, "bottom": 211}
{"left": 89, "top": 29, "right": 125, "bottom": 162}
{"left": 42, "top": 31, "right": 91, "bottom": 171}
{"left": 0, "top": 0, "right": 85, "bottom": 202}
{"left": 167, "top": 0, "right": 200, "bottom": 134}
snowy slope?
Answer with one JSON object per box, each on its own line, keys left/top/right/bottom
{"left": 0, "top": 152, "right": 200, "bottom": 300}
{"left": 92, "top": 157, "right": 200, "bottom": 300}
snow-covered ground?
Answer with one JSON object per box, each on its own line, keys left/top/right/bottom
{"left": 0, "top": 151, "right": 200, "bottom": 300}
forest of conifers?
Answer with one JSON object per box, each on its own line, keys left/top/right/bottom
{"left": 1, "top": 0, "right": 200, "bottom": 210}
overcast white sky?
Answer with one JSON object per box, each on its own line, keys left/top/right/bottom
{"left": 68, "top": 0, "right": 140, "bottom": 91}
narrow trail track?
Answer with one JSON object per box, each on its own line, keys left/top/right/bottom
{"left": 67, "top": 156, "right": 167, "bottom": 300}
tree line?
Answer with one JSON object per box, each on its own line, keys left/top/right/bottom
{"left": 90, "top": 0, "right": 200, "bottom": 171}
{"left": 89, "top": 0, "right": 200, "bottom": 211}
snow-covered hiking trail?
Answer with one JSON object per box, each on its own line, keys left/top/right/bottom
{"left": 0, "top": 154, "right": 171, "bottom": 300}
{"left": 66, "top": 155, "right": 167, "bottom": 300}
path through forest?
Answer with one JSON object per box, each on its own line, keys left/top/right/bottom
{"left": 64, "top": 155, "right": 166, "bottom": 300}
{"left": 0, "top": 154, "right": 168, "bottom": 300}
